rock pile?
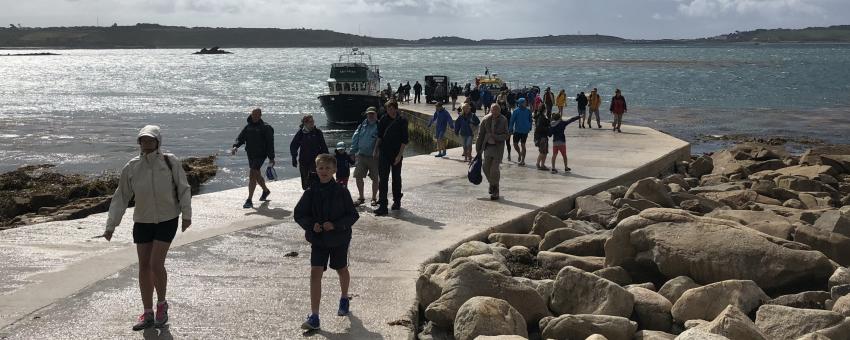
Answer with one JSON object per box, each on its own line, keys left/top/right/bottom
{"left": 416, "top": 142, "right": 850, "bottom": 340}
{"left": 0, "top": 155, "right": 217, "bottom": 229}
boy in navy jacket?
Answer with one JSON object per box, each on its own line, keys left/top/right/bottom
{"left": 294, "top": 154, "right": 359, "bottom": 330}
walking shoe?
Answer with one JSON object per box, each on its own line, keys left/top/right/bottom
{"left": 565, "top": 167, "right": 572, "bottom": 172}
{"left": 354, "top": 197, "right": 366, "bottom": 206}
{"left": 490, "top": 194, "right": 499, "bottom": 200}
{"left": 338, "top": 297, "right": 350, "bottom": 316}
{"left": 243, "top": 199, "right": 253, "bottom": 209}
{"left": 391, "top": 201, "right": 401, "bottom": 210}
{"left": 551, "top": 169, "right": 558, "bottom": 174}
{"left": 259, "top": 190, "right": 271, "bottom": 201}
{"left": 132, "top": 312, "right": 154, "bottom": 331}
{"left": 374, "top": 207, "right": 389, "bottom": 216}
{"left": 597, "top": 124, "right": 602, "bottom": 128}
{"left": 155, "top": 301, "right": 169, "bottom": 328}
{"left": 301, "top": 314, "right": 320, "bottom": 330}
{"left": 370, "top": 198, "right": 378, "bottom": 206}
{"left": 434, "top": 152, "right": 442, "bottom": 157}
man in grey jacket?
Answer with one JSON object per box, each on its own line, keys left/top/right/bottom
{"left": 476, "top": 103, "right": 509, "bottom": 200}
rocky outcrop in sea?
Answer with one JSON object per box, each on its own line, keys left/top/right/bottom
{"left": 416, "top": 142, "right": 850, "bottom": 340}
{"left": 0, "top": 155, "right": 217, "bottom": 230}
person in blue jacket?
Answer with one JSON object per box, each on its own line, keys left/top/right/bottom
{"left": 350, "top": 107, "right": 380, "bottom": 206}
{"left": 453, "top": 103, "right": 480, "bottom": 162}
{"left": 427, "top": 102, "right": 454, "bottom": 157}
{"left": 508, "top": 98, "right": 533, "bottom": 166}
{"left": 549, "top": 113, "right": 582, "bottom": 174}
{"left": 290, "top": 114, "right": 330, "bottom": 190}
{"left": 480, "top": 87, "right": 494, "bottom": 114}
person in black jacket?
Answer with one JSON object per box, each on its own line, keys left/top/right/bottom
{"left": 413, "top": 81, "right": 423, "bottom": 104}
{"left": 373, "top": 101, "right": 408, "bottom": 215}
{"left": 290, "top": 114, "right": 330, "bottom": 190}
{"left": 294, "top": 154, "right": 359, "bottom": 330}
{"left": 231, "top": 108, "right": 275, "bottom": 209}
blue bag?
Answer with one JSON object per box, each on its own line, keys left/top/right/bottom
{"left": 265, "top": 166, "right": 277, "bottom": 181}
{"left": 468, "top": 153, "right": 482, "bottom": 185}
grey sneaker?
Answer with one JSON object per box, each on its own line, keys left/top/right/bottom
{"left": 132, "top": 312, "right": 154, "bottom": 331}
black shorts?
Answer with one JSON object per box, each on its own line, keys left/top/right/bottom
{"left": 311, "top": 243, "right": 350, "bottom": 271}
{"left": 513, "top": 133, "right": 528, "bottom": 143}
{"left": 133, "top": 217, "right": 179, "bottom": 244}
{"left": 249, "top": 158, "right": 266, "bottom": 170}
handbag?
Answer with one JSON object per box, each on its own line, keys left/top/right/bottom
{"left": 265, "top": 166, "right": 277, "bottom": 181}
{"left": 468, "top": 153, "right": 483, "bottom": 185}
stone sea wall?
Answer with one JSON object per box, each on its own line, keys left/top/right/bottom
{"left": 416, "top": 142, "right": 850, "bottom": 340}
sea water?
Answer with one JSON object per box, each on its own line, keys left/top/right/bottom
{"left": 1, "top": 45, "right": 848, "bottom": 192}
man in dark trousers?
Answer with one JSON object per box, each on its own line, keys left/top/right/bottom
{"left": 231, "top": 108, "right": 275, "bottom": 209}
{"left": 413, "top": 81, "right": 423, "bottom": 104}
{"left": 372, "top": 101, "right": 408, "bottom": 216}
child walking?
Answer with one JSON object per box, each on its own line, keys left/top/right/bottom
{"left": 334, "top": 142, "right": 355, "bottom": 187}
{"left": 294, "top": 154, "right": 360, "bottom": 330}
{"left": 549, "top": 113, "right": 582, "bottom": 173}
{"left": 454, "top": 103, "right": 480, "bottom": 162}
{"left": 533, "top": 106, "right": 551, "bottom": 171}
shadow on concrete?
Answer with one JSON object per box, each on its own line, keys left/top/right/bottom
{"left": 303, "top": 314, "right": 385, "bottom": 339}
{"left": 615, "top": 131, "right": 646, "bottom": 136}
{"left": 561, "top": 172, "right": 599, "bottom": 180}
{"left": 245, "top": 201, "right": 291, "bottom": 220}
{"left": 477, "top": 197, "right": 540, "bottom": 210}
{"left": 142, "top": 326, "right": 174, "bottom": 340}
{"left": 390, "top": 209, "right": 445, "bottom": 230}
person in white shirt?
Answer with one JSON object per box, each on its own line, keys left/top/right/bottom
{"left": 102, "top": 125, "right": 192, "bottom": 331}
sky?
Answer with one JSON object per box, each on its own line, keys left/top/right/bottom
{"left": 1, "top": 0, "right": 849, "bottom": 40}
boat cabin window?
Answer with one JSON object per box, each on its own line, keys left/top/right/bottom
{"left": 336, "top": 83, "right": 343, "bottom": 92}
{"left": 329, "top": 83, "right": 334, "bottom": 92}
{"left": 344, "top": 83, "right": 351, "bottom": 91}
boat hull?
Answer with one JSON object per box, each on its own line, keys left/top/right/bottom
{"left": 318, "top": 94, "right": 382, "bottom": 125}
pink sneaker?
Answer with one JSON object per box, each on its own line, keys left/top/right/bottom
{"left": 132, "top": 312, "right": 154, "bottom": 331}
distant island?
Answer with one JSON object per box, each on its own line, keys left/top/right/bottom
{"left": 1, "top": 23, "right": 848, "bottom": 49}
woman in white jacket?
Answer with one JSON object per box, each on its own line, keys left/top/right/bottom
{"left": 102, "top": 125, "right": 192, "bottom": 331}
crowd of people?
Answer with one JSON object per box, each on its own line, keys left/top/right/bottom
{"left": 100, "top": 83, "right": 627, "bottom": 332}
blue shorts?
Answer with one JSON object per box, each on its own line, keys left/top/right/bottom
{"left": 463, "top": 135, "right": 473, "bottom": 148}
{"left": 311, "top": 243, "right": 350, "bottom": 271}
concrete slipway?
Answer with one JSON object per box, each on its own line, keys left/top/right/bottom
{"left": 0, "top": 105, "right": 689, "bottom": 339}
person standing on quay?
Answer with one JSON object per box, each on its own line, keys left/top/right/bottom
{"left": 403, "top": 81, "right": 411, "bottom": 103}
{"left": 549, "top": 113, "right": 582, "bottom": 173}
{"left": 231, "top": 108, "right": 275, "bottom": 208}
{"left": 476, "top": 103, "right": 509, "bottom": 200}
{"left": 533, "top": 105, "right": 551, "bottom": 171}
{"left": 543, "top": 87, "right": 555, "bottom": 116}
{"left": 576, "top": 91, "right": 589, "bottom": 129}
{"left": 508, "top": 98, "right": 533, "bottom": 166}
{"left": 428, "top": 102, "right": 454, "bottom": 157}
{"left": 103, "top": 125, "right": 192, "bottom": 331}
{"left": 556, "top": 89, "right": 567, "bottom": 115}
{"left": 610, "top": 89, "right": 628, "bottom": 133}
{"left": 449, "top": 83, "right": 460, "bottom": 109}
{"left": 350, "top": 107, "right": 380, "bottom": 206}
{"left": 481, "top": 86, "right": 494, "bottom": 115}
{"left": 413, "top": 81, "right": 423, "bottom": 104}
{"left": 290, "top": 114, "right": 329, "bottom": 190}
{"left": 588, "top": 88, "right": 602, "bottom": 129}
{"left": 373, "top": 101, "right": 408, "bottom": 215}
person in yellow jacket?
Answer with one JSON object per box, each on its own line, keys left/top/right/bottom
{"left": 102, "top": 125, "right": 192, "bottom": 331}
{"left": 587, "top": 88, "right": 602, "bottom": 129}
{"left": 556, "top": 89, "right": 567, "bottom": 115}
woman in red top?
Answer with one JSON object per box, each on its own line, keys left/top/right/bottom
{"left": 609, "top": 89, "right": 627, "bottom": 133}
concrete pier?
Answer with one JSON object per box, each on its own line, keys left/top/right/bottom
{"left": 0, "top": 105, "right": 688, "bottom": 339}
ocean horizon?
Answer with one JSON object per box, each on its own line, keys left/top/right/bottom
{"left": 2, "top": 45, "right": 849, "bottom": 193}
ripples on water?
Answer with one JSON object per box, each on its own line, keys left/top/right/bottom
{"left": 1, "top": 45, "right": 848, "bottom": 193}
